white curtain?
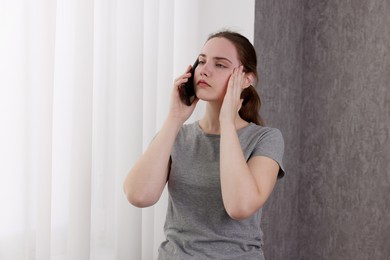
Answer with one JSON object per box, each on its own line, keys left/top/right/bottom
{"left": 0, "top": 0, "right": 254, "bottom": 259}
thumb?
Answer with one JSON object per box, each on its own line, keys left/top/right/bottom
{"left": 238, "top": 98, "right": 244, "bottom": 112}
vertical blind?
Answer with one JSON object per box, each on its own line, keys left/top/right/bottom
{"left": 0, "top": 0, "right": 254, "bottom": 259}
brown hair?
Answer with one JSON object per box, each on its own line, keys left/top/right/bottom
{"left": 207, "top": 31, "right": 264, "bottom": 126}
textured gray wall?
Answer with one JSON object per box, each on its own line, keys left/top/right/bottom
{"left": 254, "top": 1, "right": 303, "bottom": 259}
{"left": 300, "top": 1, "right": 390, "bottom": 259}
{"left": 255, "top": 1, "right": 390, "bottom": 260}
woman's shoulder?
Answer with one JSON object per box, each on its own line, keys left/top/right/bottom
{"left": 175, "top": 121, "right": 201, "bottom": 140}
{"left": 244, "top": 123, "right": 285, "bottom": 178}
{"left": 180, "top": 121, "right": 199, "bottom": 133}
{"left": 243, "top": 123, "right": 284, "bottom": 141}
{"left": 241, "top": 123, "right": 285, "bottom": 158}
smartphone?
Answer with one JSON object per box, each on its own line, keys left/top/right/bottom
{"left": 179, "top": 59, "right": 199, "bottom": 106}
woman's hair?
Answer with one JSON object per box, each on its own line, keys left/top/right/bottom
{"left": 207, "top": 30, "right": 264, "bottom": 126}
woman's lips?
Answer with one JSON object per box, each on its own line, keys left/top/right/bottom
{"left": 197, "top": 80, "right": 210, "bottom": 87}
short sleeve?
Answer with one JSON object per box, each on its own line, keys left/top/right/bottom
{"left": 251, "top": 128, "right": 285, "bottom": 178}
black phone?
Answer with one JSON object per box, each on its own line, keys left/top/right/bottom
{"left": 179, "top": 59, "right": 199, "bottom": 106}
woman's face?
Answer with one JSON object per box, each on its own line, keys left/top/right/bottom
{"left": 194, "top": 37, "right": 241, "bottom": 103}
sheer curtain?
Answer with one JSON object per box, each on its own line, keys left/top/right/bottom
{"left": 0, "top": 0, "right": 254, "bottom": 259}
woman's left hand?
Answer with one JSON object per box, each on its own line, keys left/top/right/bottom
{"left": 219, "top": 65, "right": 246, "bottom": 124}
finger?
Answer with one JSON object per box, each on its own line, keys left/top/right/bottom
{"left": 227, "top": 68, "right": 236, "bottom": 92}
{"left": 185, "top": 64, "right": 192, "bottom": 73}
{"left": 233, "top": 66, "right": 244, "bottom": 95}
{"left": 175, "top": 65, "right": 193, "bottom": 82}
{"left": 175, "top": 71, "right": 192, "bottom": 83}
{"left": 174, "top": 78, "right": 189, "bottom": 90}
{"left": 227, "top": 68, "right": 239, "bottom": 101}
{"left": 236, "top": 66, "right": 246, "bottom": 91}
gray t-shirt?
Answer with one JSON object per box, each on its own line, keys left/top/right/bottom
{"left": 158, "top": 121, "right": 285, "bottom": 260}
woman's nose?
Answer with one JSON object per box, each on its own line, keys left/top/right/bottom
{"left": 198, "top": 63, "right": 210, "bottom": 77}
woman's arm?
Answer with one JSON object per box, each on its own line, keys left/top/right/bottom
{"left": 123, "top": 66, "right": 198, "bottom": 208}
{"left": 123, "top": 118, "right": 182, "bottom": 208}
{"left": 219, "top": 65, "right": 279, "bottom": 220}
{"left": 220, "top": 122, "right": 279, "bottom": 220}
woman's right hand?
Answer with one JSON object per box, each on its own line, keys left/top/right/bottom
{"left": 168, "top": 65, "right": 199, "bottom": 123}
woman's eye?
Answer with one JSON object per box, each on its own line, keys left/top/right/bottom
{"left": 198, "top": 60, "right": 205, "bottom": 65}
{"left": 216, "top": 64, "right": 226, "bottom": 68}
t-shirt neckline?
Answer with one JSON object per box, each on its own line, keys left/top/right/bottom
{"left": 195, "top": 120, "right": 253, "bottom": 137}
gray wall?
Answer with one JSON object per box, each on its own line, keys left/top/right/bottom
{"left": 255, "top": 1, "right": 390, "bottom": 259}
{"left": 254, "top": 1, "right": 303, "bottom": 259}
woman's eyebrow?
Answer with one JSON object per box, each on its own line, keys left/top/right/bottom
{"left": 198, "top": 54, "right": 233, "bottom": 64}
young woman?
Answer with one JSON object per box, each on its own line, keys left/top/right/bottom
{"left": 124, "top": 30, "right": 285, "bottom": 260}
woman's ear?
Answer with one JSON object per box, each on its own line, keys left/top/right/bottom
{"left": 244, "top": 73, "right": 255, "bottom": 89}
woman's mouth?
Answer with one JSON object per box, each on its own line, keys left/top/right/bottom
{"left": 197, "top": 80, "right": 210, "bottom": 87}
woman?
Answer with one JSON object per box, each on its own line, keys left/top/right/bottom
{"left": 124, "top": 30, "right": 285, "bottom": 259}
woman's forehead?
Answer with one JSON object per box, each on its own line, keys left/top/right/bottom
{"left": 200, "top": 37, "right": 239, "bottom": 62}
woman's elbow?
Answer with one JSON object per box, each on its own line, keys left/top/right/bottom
{"left": 123, "top": 185, "right": 157, "bottom": 208}
{"left": 226, "top": 207, "right": 254, "bottom": 220}
{"left": 224, "top": 201, "right": 265, "bottom": 221}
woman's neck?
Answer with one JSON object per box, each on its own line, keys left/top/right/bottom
{"left": 199, "top": 103, "right": 248, "bottom": 135}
